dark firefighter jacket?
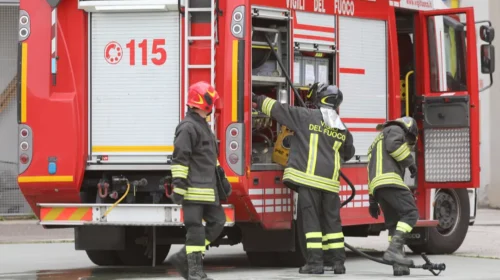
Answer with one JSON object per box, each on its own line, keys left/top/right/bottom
{"left": 254, "top": 96, "right": 355, "bottom": 194}
{"left": 367, "top": 125, "right": 414, "bottom": 195}
{"left": 171, "top": 110, "right": 221, "bottom": 205}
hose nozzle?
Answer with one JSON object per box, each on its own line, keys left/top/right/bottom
{"left": 414, "top": 253, "right": 446, "bottom": 276}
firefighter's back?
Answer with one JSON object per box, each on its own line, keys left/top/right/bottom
{"left": 283, "top": 108, "right": 349, "bottom": 194}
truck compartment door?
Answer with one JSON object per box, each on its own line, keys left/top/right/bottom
{"left": 416, "top": 8, "right": 479, "bottom": 189}
{"left": 88, "top": 11, "right": 180, "bottom": 165}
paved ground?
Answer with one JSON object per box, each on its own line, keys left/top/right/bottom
{"left": 0, "top": 209, "right": 499, "bottom": 280}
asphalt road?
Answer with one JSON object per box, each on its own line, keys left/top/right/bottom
{"left": 0, "top": 209, "right": 499, "bottom": 280}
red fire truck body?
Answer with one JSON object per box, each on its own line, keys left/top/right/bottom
{"left": 16, "top": 0, "right": 494, "bottom": 266}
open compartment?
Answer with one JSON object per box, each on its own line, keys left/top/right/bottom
{"left": 250, "top": 13, "right": 290, "bottom": 170}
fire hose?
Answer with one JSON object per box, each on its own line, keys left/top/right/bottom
{"left": 260, "top": 31, "right": 446, "bottom": 276}
{"left": 339, "top": 172, "right": 445, "bottom": 276}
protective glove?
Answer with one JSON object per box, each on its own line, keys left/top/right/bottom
{"left": 408, "top": 164, "right": 417, "bottom": 178}
{"left": 171, "top": 192, "right": 184, "bottom": 205}
{"left": 252, "top": 92, "right": 258, "bottom": 103}
{"left": 368, "top": 195, "right": 380, "bottom": 219}
{"left": 171, "top": 178, "right": 187, "bottom": 205}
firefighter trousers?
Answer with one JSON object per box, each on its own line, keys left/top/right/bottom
{"left": 374, "top": 187, "right": 419, "bottom": 239}
{"left": 298, "top": 186, "right": 345, "bottom": 266}
{"left": 183, "top": 203, "right": 226, "bottom": 255}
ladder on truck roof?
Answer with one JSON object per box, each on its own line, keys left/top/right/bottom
{"left": 183, "top": 0, "right": 217, "bottom": 131}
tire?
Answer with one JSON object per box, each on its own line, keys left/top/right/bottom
{"left": 408, "top": 188, "right": 470, "bottom": 255}
{"left": 116, "top": 227, "right": 171, "bottom": 266}
{"left": 86, "top": 250, "right": 123, "bottom": 266}
{"left": 246, "top": 251, "right": 281, "bottom": 267}
{"left": 277, "top": 205, "right": 306, "bottom": 267}
{"left": 247, "top": 211, "right": 306, "bottom": 267}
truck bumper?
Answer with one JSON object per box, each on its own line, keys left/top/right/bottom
{"left": 37, "top": 203, "right": 235, "bottom": 227}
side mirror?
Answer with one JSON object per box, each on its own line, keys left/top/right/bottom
{"left": 480, "top": 25, "right": 495, "bottom": 43}
{"left": 480, "top": 44, "right": 495, "bottom": 74}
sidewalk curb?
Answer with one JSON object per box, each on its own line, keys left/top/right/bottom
{"left": 0, "top": 239, "right": 74, "bottom": 245}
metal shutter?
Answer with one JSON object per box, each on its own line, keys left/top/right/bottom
{"left": 90, "top": 11, "right": 180, "bottom": 164}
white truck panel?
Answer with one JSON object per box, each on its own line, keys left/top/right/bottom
{"left": 89, "top": 11, "right": 180, "bottom": 164}
{"left": 338, "top": 17, "right": 387, "bottom": 162}
{"left": 293, "top": 11, "right": 336, "bottom": 50}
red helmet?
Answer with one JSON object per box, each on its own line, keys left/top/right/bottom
{"left": 187, "top": 81, "right": 220, "bottom": 113}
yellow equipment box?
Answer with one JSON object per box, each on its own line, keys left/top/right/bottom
{"left": 272, "top": 125, "right": 294, "bottom": 167}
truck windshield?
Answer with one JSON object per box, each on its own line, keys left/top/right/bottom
{"left": 427, "top": 14, "right": 468, "bottom": 92}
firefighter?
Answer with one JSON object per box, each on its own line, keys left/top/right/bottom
{"left": 252, "top": 84, "right": 355, "bottom": 275}
{"left": 168, "top": 81, "right": 229, "bottom": 280}
{"left": 366, "top": 116, "right": 419, "bottom": 276}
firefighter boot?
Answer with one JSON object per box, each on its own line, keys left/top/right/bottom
{"left": 383, "top": 231, "right": 414, "bottom": 267}
{"left": 187, "top": 252, "right": 213, "bottom": 280}
{"left": 393, "top": 244, "right": 410, "bottom": 276}
{"left": 393, "top": 264, "right": 410, "bottom": 276}
{"left": 169, "top": 246, "right": 188, "bottom": 279}
{"left": 299, "top": 250, "right": 324, "bottom": 274}
{"left": 323, "top": 250, "right": 334, "bottom": 271}
{"left": 333, "top": 261, "right": 346, "bottom": 274}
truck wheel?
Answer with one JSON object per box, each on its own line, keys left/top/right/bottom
{"left": 246, "top": 252, "right": 281, "bottom": 267}
{"left": 86, "top": 250, "right": 123, "bottom": 266}
{"left": 277, "top": 207, "right": 306, "bottom": 267}
{"left": 408, "top": 188, "right": 470, "bottom": 255}
{"left": 117, "top": 227, "right": 171, "bottom": 266}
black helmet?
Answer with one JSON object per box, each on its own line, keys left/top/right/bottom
{"left": 377, "top": 116, "right": 418, "bottom": 145}
{"left": 315, "top": 84, "right": 343, "bottom": 110}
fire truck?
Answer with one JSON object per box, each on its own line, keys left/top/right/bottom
{"left": 16, "top": 0, "right": 495, "bottom": 267}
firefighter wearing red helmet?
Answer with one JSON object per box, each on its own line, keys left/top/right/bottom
{"left": 253, "top": 83, "right": 355, "bottom": 275}
{"left": 168, "top": 81, "right": 231, "bottom": 280}
{"left": 366, "top": 116, "right": 419, "bottom": 276}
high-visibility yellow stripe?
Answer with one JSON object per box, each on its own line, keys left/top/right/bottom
{"left": 20, "top": 42, "right": 28, "bottom": 123}
{"left": 396, "top": 221, "right": 413, "bottom": 233}
{"left": 186, "top": 246, "right": 206, "bottom": 254}
{"left": 172, "top": 164, "right": 189, "bottom": 179}
{"left": 18, "top": 176, "right": 74, "bottom": 183}
{"left": 322, "top": 232, "right": 344, "bottom": 241}
{"left": 262, "top": 98, "right": 276, "bottom": 116}
{"left": 231, "top": 40, "right": 238, "bottom": 122}
{"left": 92, "top": 146, "right": 173, "bottom": 153}
{"left": 305, "top": 232, "right": 322, "bottom": 239}
{"left": 173, "top": 188, "right": 187, "bottom": 195}
{"left": 283, "top": 168, "right": 340, "bottom": 193}
{"left": 376, "top": 141, "right": 383, "bottom": 176}
{"left": 306, "top": 134, "right": 319, "bottom": 174}
{"left": 390, "top": 143, "right": 411, "bottom": 162}
{"left": 332, "top": 141, "right": 342, "bottom": 181}
{"left": 306, "top": 242, "right": 322, "bottom": 249}
{"left": 322, "top": 242, "right": 345, "bottom": 249}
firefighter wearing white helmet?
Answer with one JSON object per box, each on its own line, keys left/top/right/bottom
{"left": 252, "top": 83, "right": 355, "bottom": 275}
{"left": 366, "top": 116, "right": 419, "bottom": 276}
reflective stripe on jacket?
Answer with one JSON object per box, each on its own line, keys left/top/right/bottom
{"left": 254, "top": 96, "right": 355, "bottom": 193}
{"left": 367, "top": 125, "right": 414, "bottom": 195}
{"left": 171, "top": 110, "right": 219, "bottom": 205}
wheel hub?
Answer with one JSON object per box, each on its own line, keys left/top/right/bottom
{"left": 434, "top": 191, "right": 459, "bottom": 235}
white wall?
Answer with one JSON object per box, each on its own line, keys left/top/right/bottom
{"left": 458, "top": 0, "right": 500, "bottom": 208}
{"left": 486, "top": 0, "right": 500, "bottom": 208}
